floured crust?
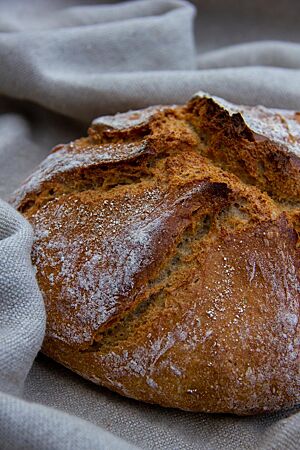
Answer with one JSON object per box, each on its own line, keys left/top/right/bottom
{"left": 92, "top": 105, "right": 173, "bottom": 130}
{"left": 12, "top": 93, "right": 300, "bottom": 415}
{"left": 192, "top": 91, "right": 300, "bottom": 154}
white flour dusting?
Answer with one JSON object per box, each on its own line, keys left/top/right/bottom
{"left": 195, "top": 91, "right": 300, "bottom": 156}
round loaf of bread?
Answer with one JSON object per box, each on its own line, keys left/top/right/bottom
{"left": 12, "top": 92, "right": 300, "bottom": 415}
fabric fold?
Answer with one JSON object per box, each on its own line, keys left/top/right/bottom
{"left": 0, "top": 392, "right": 137, "bottom": 450}
{"left": 0, "top": 0, "right": 299, "bottom": 449}
{"left": 0, "top": 200, "right": 45, "bottom": 396}
{"left": 196, "top": 41, "right": 300, "bottom": 69}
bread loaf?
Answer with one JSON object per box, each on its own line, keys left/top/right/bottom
{"left": 12, "top": 92, "right": 300, "bottom": 415}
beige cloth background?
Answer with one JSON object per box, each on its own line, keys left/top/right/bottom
{"left": 0, "top": 0, "right": 299, "bottom": 449}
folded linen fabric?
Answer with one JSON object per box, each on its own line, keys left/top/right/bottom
{"left": 0, "top": 0, "right": 299, "bottom": 448}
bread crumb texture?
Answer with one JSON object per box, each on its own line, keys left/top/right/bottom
{"left": 12, "top": 92, "right": 300, "bottom": 415}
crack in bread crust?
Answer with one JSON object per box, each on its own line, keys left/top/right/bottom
{"left": 82, "top": 213, "right": 214, "bottom": 352}
{"left": 184, "top": 96, "right": 300, "bottom": 205}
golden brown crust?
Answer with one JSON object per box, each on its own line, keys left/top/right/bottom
{"left": 12, "top": 93, "right": 300, "bottom": 415}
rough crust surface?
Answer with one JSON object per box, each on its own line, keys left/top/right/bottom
{"left": 12, "top": 92, "right": 300, "bottom": 415}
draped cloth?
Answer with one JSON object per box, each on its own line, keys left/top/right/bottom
{"left": 0, "top": 1, "right": 299, "bottom": 448}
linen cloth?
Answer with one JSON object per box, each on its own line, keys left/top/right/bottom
{"left": 0, "top": 0, "right": 299, "bottom": 448}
